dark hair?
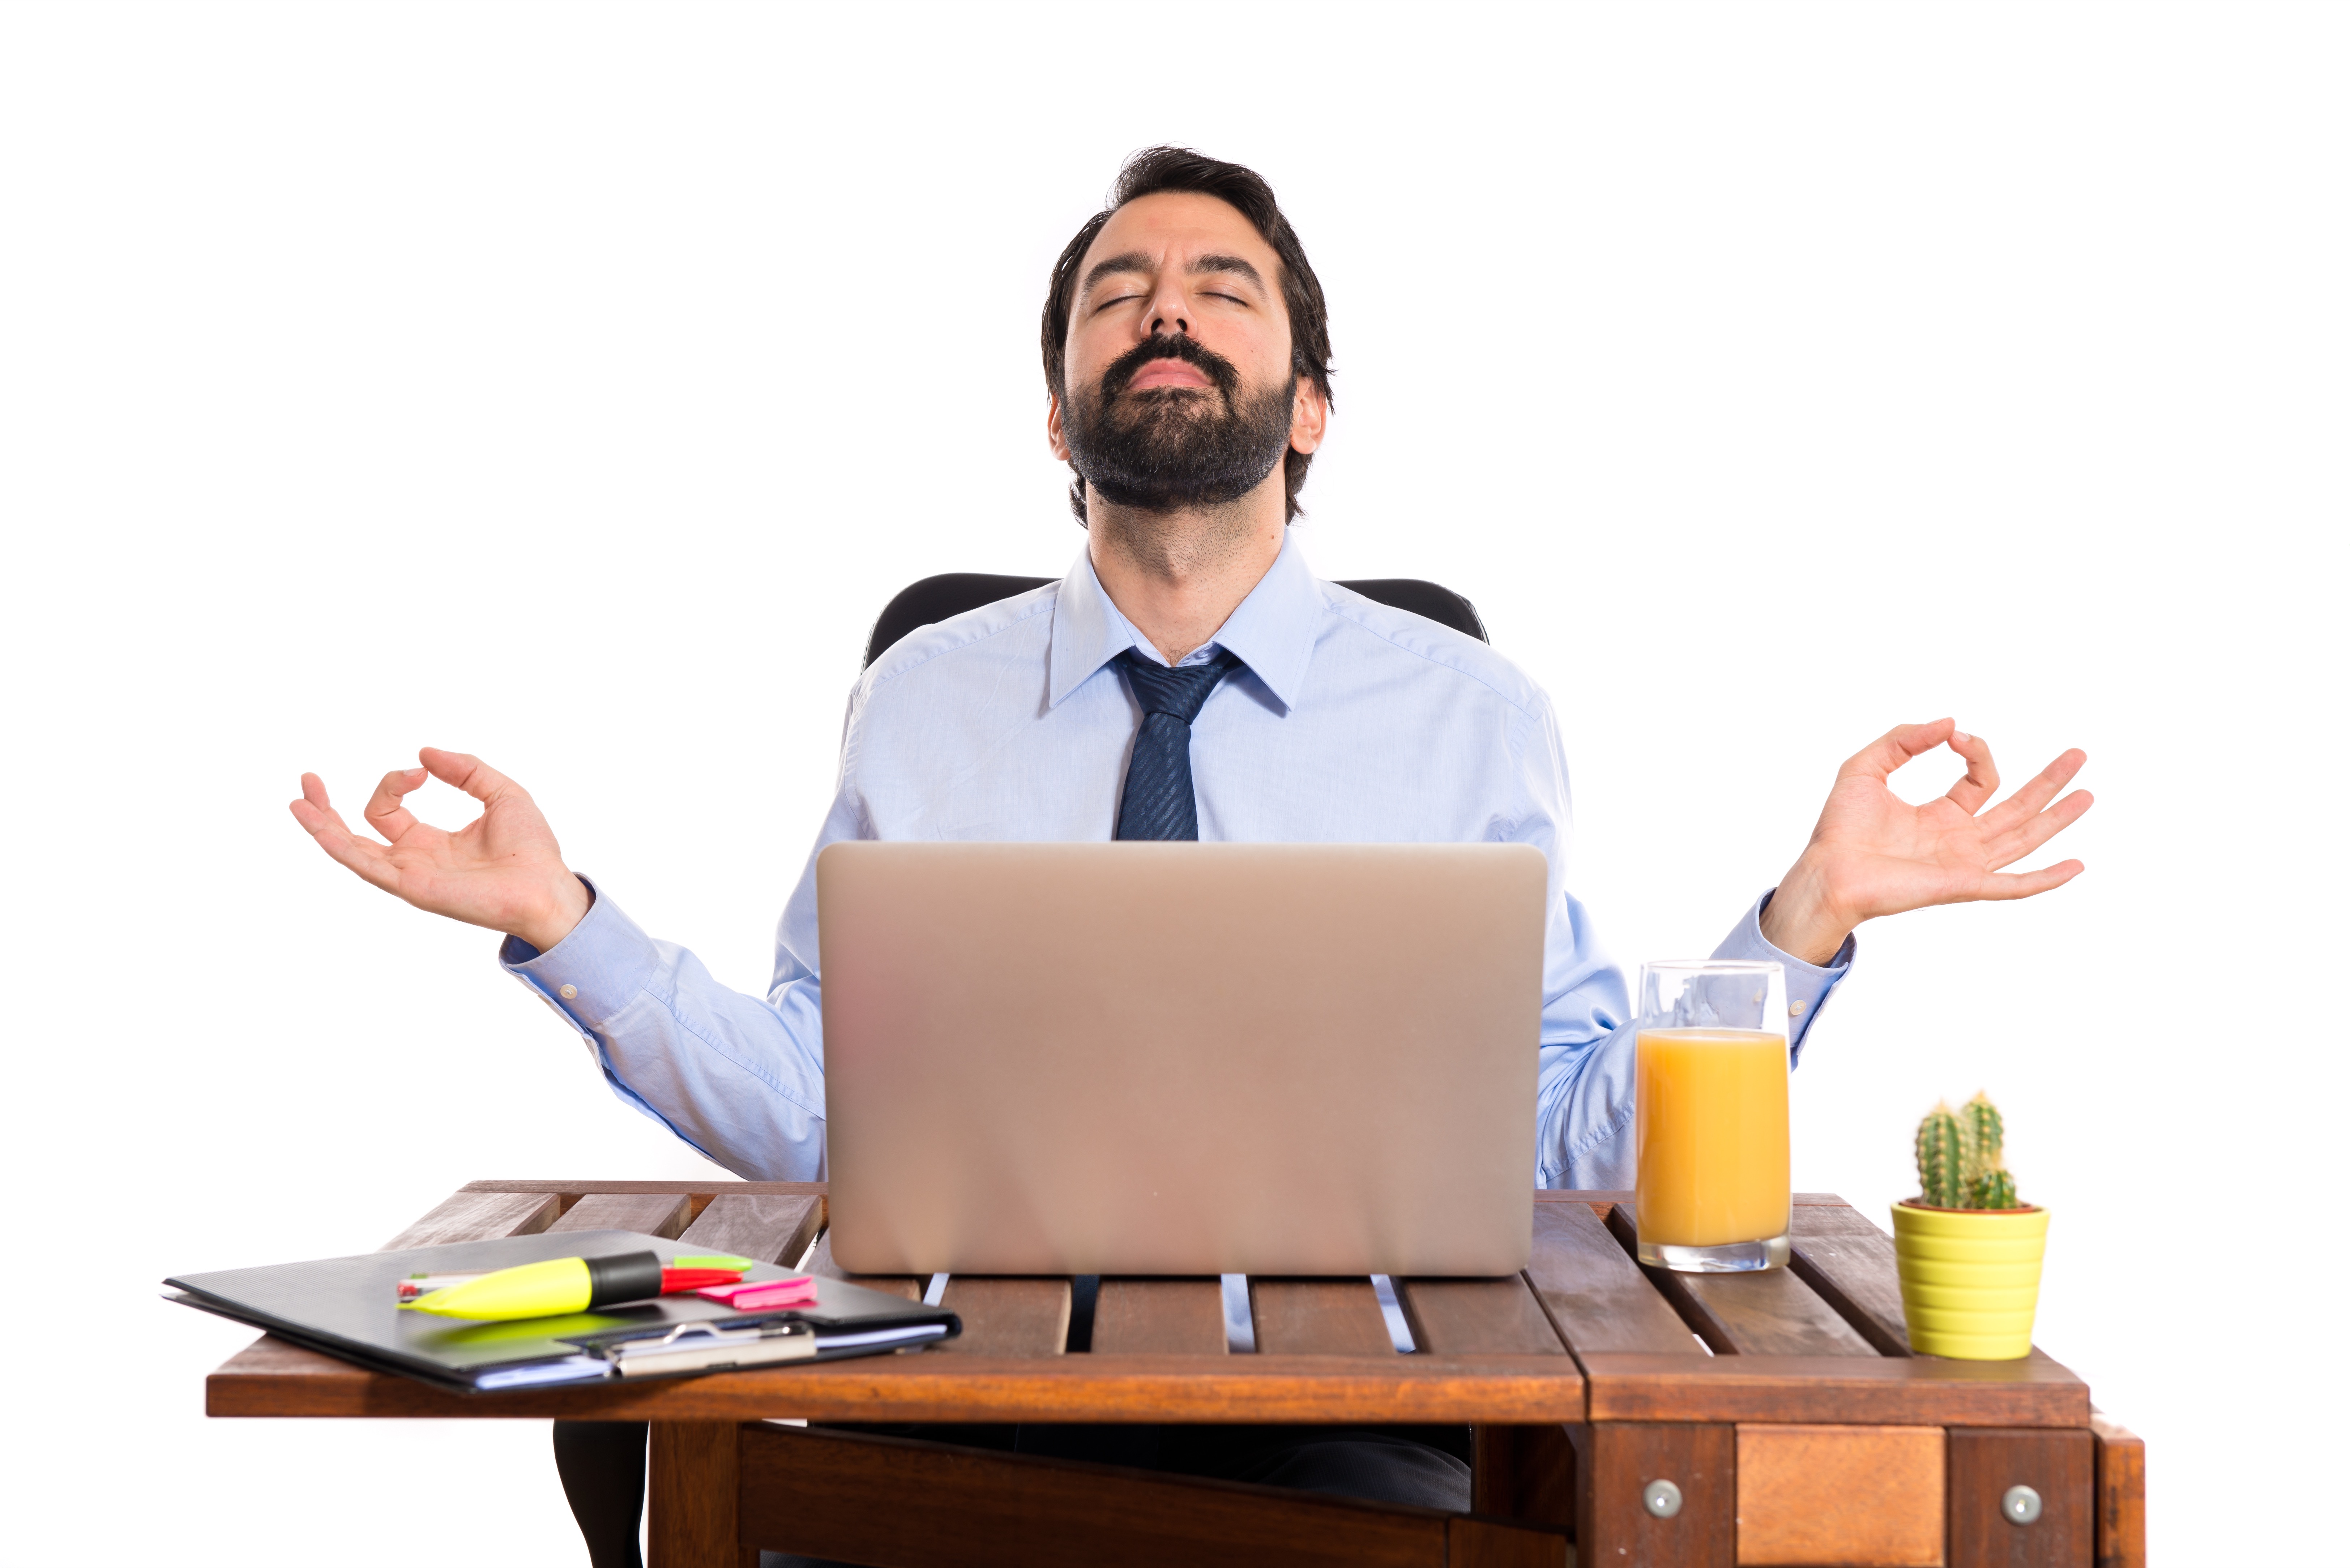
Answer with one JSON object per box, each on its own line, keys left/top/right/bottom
{"left": 1042, "top": 146, "right": 1333, "bottom": 523}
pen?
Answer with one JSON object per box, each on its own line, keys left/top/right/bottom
{"left": 401, "top": 1253, "right": 750, "bottom": 1319}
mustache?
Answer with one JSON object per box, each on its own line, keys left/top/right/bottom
{"left": 1098, "top": 333, "right": 1242, "bottom": 401}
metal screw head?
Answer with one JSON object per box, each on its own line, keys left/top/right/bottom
{"left": 1642, "top": 1479, "right": 1684, "bottom": 1519}
{"left": 2002, "top": 1484, "right": 2043, "bottom": 1525}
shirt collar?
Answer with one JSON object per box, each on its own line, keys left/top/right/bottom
{"left": 1048, "top": 529, "right": 1323, "bottom": 712}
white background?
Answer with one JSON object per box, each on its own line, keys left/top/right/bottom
{"left": 2, "top": 3, "right": 2342, "bottom": 1563}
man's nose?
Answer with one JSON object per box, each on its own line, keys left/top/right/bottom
{"left": 1143, "top": 273, "right": 1192, "bottom": 340}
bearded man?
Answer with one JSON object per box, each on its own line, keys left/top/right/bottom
{"left": 292, "top": 147, "right": 2091, "bottom": 1557}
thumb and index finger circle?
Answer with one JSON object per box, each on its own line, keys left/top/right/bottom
{"left": 1838, "top": 718, "right": 1957, "bottom": 783}
{"left": 418, "top": 746, "right": 524, "bottom": 806}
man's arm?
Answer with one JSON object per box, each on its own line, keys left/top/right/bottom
{"left": 291, "top": 746, "right": 833, "bottom": 1179}
{"left": 496, "top": 879, "right": 829, "bottom": 1180}
{"left": 1533, "top": 719, "right": 2088, "bottom": 1189}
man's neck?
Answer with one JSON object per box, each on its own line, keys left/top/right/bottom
{"left": 1086, "top": 482, "right": 1286, "bottom": 665}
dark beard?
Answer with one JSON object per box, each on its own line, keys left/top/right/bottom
{"left": 1062, "top": 334, "right": 1295, "bottom": 513}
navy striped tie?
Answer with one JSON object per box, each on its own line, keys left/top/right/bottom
{"left": 1114, "top": 647, "right": 1240, "bottom": 841}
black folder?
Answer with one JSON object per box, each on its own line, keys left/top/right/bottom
{"left": 166, "top": 1228, "right": 960, "bottom": 1394}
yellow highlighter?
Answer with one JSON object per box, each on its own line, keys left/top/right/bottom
{"left": 402, "top": 1252, "right": 744, "bottom": 1320}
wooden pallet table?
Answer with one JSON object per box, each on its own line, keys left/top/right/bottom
{"left": 205, "top": 1182, "right": 2144, "bottom": 1568}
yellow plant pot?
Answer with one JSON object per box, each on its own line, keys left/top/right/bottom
{"left": 1890, "top": 1201, "right": 2047, "bottom": 1360}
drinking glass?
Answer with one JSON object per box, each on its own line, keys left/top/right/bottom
{"left": 1634, "top": 960, "right": 1791, "bottom": 1272}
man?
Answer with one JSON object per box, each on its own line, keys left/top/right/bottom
{"left": 292, "top": 148, "right": 2090, "bottom": 1547}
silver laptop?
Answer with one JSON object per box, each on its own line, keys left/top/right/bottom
{"left": 818, "top": 841, "right": 1545, "bottom": 1277}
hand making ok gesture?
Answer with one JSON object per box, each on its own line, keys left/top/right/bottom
{"left": 1759, "top": 719, "right": 2093, "bottom": 965}
{"left": 289, "top": 747, "right": 591, "bottom": 953}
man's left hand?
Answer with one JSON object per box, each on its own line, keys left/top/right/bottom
{"left": 1758, "top": 719, "right": 2092, "bottom": 966}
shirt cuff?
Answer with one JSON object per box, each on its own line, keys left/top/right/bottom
{"left": 498, "top": 876, "right": 661, "bottom": 1031}
{"left": 1711, "top": 888, "right": 1855, "bottom": 1065}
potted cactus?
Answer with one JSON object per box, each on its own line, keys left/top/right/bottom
{"left": 1890, "top": 1092, "right": 2048, "bottom": 1360}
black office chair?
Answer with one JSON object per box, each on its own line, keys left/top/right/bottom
{"left": 864, "top": 572, "right": 1487, "bottom": 669}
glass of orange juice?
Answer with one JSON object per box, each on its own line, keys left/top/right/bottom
{"left": 1635, "top": 960, "right": 1791, "bottom": 1272}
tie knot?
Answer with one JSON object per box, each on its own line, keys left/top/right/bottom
{"left": 1117, "top": 647, "right": 1239, "bottom": 724}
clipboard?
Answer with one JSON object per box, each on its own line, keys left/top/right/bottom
{"left": 165, "top": 1228, "right": 960, "bottom": 1393}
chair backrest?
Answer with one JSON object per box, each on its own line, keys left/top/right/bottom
{"left": 864, "top": 572, "right": 1487, "bottom": 669}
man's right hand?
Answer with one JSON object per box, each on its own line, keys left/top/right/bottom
{"left": 290, "top": 747, "right": 591, "bottom": 954}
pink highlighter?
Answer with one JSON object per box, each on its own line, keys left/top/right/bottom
{"left": 697, "top": 1275, "right": 820, "bottom": 1311}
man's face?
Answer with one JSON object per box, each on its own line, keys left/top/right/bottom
{"left": 1050, "top": 191, "right": 1325, "bottom": 514}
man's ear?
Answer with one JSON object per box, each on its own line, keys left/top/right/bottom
{"left": 1046, "top": 391, "right": 1072, "bottom": 461}
{"left": 1288, "top": 377, "right": 1329, "bottom": 455}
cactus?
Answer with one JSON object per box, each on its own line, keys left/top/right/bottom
{"left": 1915, "top": 1092, "right": 2024, "bottom": 1209}
{"left": 1915, "top": 1101, "right": 1967, "bottom": 1208}
{"left": 1970, "top": 1166, "right": 2018, "bottom": 1211}
{"left": 1960, "top": 1091, "right": 2004, "bottom": 1190}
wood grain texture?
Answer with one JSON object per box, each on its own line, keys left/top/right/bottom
{"left": 2088, "top": 1414, "right": 2145, "bottom": 1568}
{"left": 648, "top": 1421, "right": 746, "bottom": 1568}
{"left": 804, "top": 1229, "right": 921, "bottom": 1301}
{"left": 1605, "top": 1202, "right": 1879, "bottom": 1358}
{"left": 1395, "top": 1276, "right": 1568, "bottom": 1357}
{"left": 1524, "top": 1201, "right": 1707, "bottom": 1357}
{"left": 1736, "top": 1424, "right": 1944, "bottom": 1566}
{"left": 1249, "top": 1279, "right": 1396, "bottom": 1356}
{"left": 936, "top": 1277, "right": 1071, "bottom": 1357}
{"left": 550, "top": 1191, "right": 696, "bottom": 1239}
{"left": 1580, "top": 1354, "right": 2088, "bottom": 1428}
{"left": 380, "top": 1189, "right": 563, "bottom": 1250}
{"left": 735, "top": 1419, "right": 1457, "bottom": 1567}
{"left": 676, "top": 1194, "right": 824, "bottom": 1268}
{"left": 1446, "top": 1514, "right": 1571, "bottom": 1567}
{"left": 1091, "top": 1279, "right": 1227, "bottom": 1355}
{"left": 1789, "top": 1204, "right": 1915, "bottom": 1356}
{"left": 1471, "top": 1425, "right": 1577, "bottom": 1530}
{"left": 209, "top": 1346, "right": 1584, "bottom": 1422}
{"left": 1947, "top": 1428, "right": 2093, "bottom": 1568}
{"left": 1664, "top": 1271, "right": 1882, "bottom": 1358}
{"left": 1573, "top": 1421, "right": 1736, "bottom": 1568}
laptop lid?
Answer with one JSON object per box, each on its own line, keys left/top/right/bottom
{"left": 818, "top": 841, "right": 1546, "bottom": 1276}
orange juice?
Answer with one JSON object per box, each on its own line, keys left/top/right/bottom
{"left": 1635, "top": 1028, "right": 1791, "bottom": 1247}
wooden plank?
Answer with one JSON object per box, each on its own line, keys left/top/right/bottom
{"left": 1394, "top": 1277, "right": 1569, "bottom": 1357}
{"left": 380, "top": 1189, "right": 563, "bottom": 1250}
{"left": 1947, "top": 1427, "right": 2093, "bottom": 1568}
{"left": 676, "top": 1193, "right": 824, "bottom": 1268}
{"left": 1572, "top": 1421, "right": 1736, "bottom": 1568}
{"left": 1470, "top": 1425, "right": 1577, "bottom": 1529}
{"left": 1250, "top": 1279, "right": 1396, "bottom": 1356}
{"left": 935, "top": 1277, "right": 1072, "bottom": 1357}
{"left": 550, "top": 1191, "right": 696, "bottom": 1239}
{"left": 1446, "top": 1513, "right": 1571, "bottom": 1567}
{"left": 208, "top": 1348, "right": 1583, "bottom": 1423}
{"left": 1661, "top": 1272, "right": 1881, "bottom": 1358}
{"left": 735, "top": 1419, "right": 1455, "bottom": 1567}
{"left": 1736, "top": 1424, "right": 1944, "bottom": 1566}
{"left": 648, "top": 1419, "right": 747, "bottom": 1568}
{"left": 1604, "top": 1203, "right": 1878, "bottom": 1358}
{"left": 463, "top": 1178, "right": 825, "bottom": 1197}
{"left": 1524, "top": 1201, "right": 1706, "bottom": 1356}
{"left": 1580, "top": 1353, "right": 2089, "bottom": 1428}
{"left": 804, "top": 1228, "right": 922, "bottom": 1301}
{"left": 1789, "top": 1203, "right": 1914, "bottom": 1356}
{"left": 1091, "top": 1279, "right": 1227, "bottom": 1356}
{"left": 2089, "top": 1413, "right": 2145, "bottom": 1568}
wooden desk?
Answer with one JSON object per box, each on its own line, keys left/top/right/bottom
{"left": 206, "top": 1182, "right": 2144, "bottom": 1568}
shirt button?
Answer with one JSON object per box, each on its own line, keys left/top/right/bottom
{"left": 559, "top": 984, "right": 578, "bottom": 1001}
{"left": 1789, "top": 999, "right": 1807, "bottom": 1016}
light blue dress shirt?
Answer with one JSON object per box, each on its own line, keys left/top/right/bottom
{"left": 502, "top": 533, "right": 1852, "bottom": 1187}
